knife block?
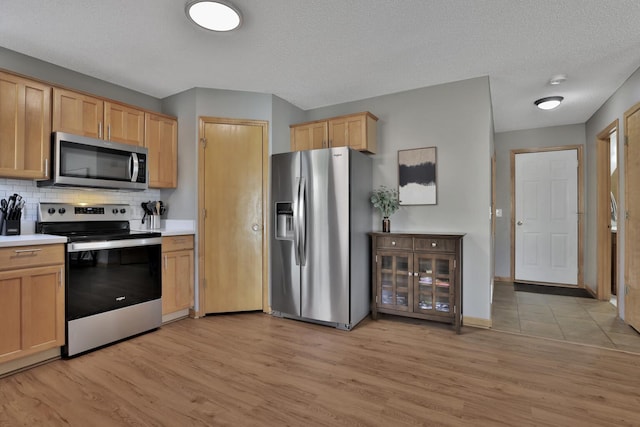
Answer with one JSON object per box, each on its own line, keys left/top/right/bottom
{"left": 3, "top": 219, "right": 20, "bottom": 236}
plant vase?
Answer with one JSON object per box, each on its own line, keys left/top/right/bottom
{"left": 382, "top": 217, "right": 390, "bottom": 233}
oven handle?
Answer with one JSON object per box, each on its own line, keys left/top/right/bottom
{"left": 67, "top": 237, "right": 162, "bottom": 252}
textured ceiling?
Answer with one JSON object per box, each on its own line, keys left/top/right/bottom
{"left": 2, "top": 0, "right": 640, "bottom": 132}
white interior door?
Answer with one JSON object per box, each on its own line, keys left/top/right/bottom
{"left": 515, "top": 149, "right": 578, "bottom": 285}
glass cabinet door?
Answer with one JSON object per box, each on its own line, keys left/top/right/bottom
{"left": 414, "top": 254, "right": 454, "bottom": 315}
{"left": 378, "top": 252, "right": 412, "bottom": 312}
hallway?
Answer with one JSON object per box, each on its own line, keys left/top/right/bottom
{"left": 492, "top": 281, "right": 640, "bottom": 353}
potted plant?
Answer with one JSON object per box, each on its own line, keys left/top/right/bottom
{"left": 370, "top": 185, "right": 400, "bottom": 232}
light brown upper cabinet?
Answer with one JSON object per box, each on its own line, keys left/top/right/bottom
{"left": 53, "top": 88, "right": 145, "bottom": 146}
{"left": 290, "top": 111, "right": 378, "bottom": 154}
{"left": 145, "top": 112, "right": 178, "bottom": 188}
{"left": 290, "top": 121, "right": 328, "bottom": 151}
{"left": 104, "top": 102, "right": 145, "bottom": 146}
{"left": 0, "top": 71, "right": 52, "bottom": 179}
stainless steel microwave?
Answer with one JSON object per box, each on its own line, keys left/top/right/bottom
{"left": 38, "top": 132, "right": 148, "bottom": 191}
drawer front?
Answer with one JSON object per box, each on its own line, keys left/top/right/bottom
{"left": 376, "top": 236, "right": 413, "bottom": 250}
{"left": 415, "top": 238, "right": 456, "bottom": 253}
{"left": 0, "top": 244, "right": 64, "bottom": 271}
{"left": 162, "top": 235, "right": 194, "bottom": 252}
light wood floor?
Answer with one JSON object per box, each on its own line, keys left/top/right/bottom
{"left": 2, "top": 313, "right": 640, "bottom": 426}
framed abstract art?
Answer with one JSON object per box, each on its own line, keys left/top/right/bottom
{"left": 398, "top": 146, "right": 437, "bottom": 205}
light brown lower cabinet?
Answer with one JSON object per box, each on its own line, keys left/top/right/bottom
{"left": 0, "top": 245, "right": 65, "bottom": 364}
{"left": 370, "top": 233, "right": 464, "bottom": 333}
{"left": 162, "top": 235, "right": 194, "bottom": 315}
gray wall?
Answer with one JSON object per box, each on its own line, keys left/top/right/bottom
{"left": 306, "top": 77, "right": 494, "bottom": 321}
{"left": 585, "top": 65, "right": 640, "bottom": 318}
{"left": 493, "top": 124, "right": 586, "bottom": 279}
{"left": 271, "top": 95, "right": 306, "bottom": 155}
{"left": 0, "top": 46, "right": 161, "bottom": 111}
{"left": 160, "top": 89, "right": 198, "bottom": 220}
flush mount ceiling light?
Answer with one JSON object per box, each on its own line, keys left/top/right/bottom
{"left": 186, "top": 1, "right": 242, "bottom": 32}
{"left": 534, "top": 96, "right": 564, "bottom": 110}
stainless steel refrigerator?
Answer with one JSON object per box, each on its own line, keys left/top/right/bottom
{"left": 270, "top": 147, "right": 372, "bottom": 330}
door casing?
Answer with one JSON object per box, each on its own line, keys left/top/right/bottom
{"left": 596, "top": 120, "right": 618, "bottom": 302}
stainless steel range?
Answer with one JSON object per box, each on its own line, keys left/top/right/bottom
{"left": 37, "top": 203, "right": 162, "bottom": 357}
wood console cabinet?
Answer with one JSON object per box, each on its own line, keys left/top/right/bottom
{"left": 162, "top": 235, "right": 194, "bottom": 316}
{"left": 0, "top": 244, "right": 65, "bottom": 364}
{"left": 290, "top": 111, "right": 378, "bottom": 153}
{"left": 370, "top": 232, "right": 464, "bottom": 333}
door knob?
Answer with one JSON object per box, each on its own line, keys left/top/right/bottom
{"left": 517, "top": 220, "right": 523, "bottom": 226}
{"left": 252, "top": 224, "right": 260, "bottom": 231}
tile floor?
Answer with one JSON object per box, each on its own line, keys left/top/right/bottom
{"left": 492, "top": 281, "right": 640, "bottom": 353}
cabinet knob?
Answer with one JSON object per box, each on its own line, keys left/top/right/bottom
{"left": 391, "top": 241, "right": 396, "bottom": 246}
{"left": 431, "top": 242, "right": 437, "bottom": 247}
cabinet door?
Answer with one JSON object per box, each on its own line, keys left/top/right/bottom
{"left": 328, "top": 113, "right": 377, "bottom": 153}
{"left": 145, "top": 113, "right": 178, "bottom": 188}
{"left": 328, "top": 117, "right": 349, "bottom": 148}
{"left": 0, "top": 71, "right": 51, "bottom": 179}
{"left": 377, "top": 251, "right": 413, "bottom": 312}
{"left": 23, "top": 266, "right": 65, "bottom": 352}
{"left": 0, "top": 265, "right": 64, "bottom": 364}
{"left": 290, "top": 122, "right": 327, "bottom": 151}
{"left": 0, "top": 274, "right": 22, "bottom": 361}
{"left": 105, "top": 102, "right": 145, "bottom": 146}
{"left": 162, "top": 249, "right": 194, "bottom": 315}
{"left": 52, "top": 88, "right": 103, "bottom": 139}
{"left": 414, "top": 253, "right": 455, "bottom": 316}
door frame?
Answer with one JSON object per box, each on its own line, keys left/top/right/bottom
{"left": 596, "top": 120, "right": 618, "bottom": 301}
{"left": 195, "top": 117, "right": 270, "bottom": 318}
{"left": 509, "top": 145, "right": 584, "bottom": 286}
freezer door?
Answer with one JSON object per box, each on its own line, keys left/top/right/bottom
{"left": 300, "top": 147, "right": 350, "bottom": 324}
{"left": 270, "top": 151, "right": 301, "bottom": 317}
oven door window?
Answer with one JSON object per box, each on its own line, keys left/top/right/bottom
{"left": 66, "top": 244, "right": 161, "bottom": 320}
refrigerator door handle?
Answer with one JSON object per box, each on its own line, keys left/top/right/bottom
{"left": 293, "top": 177, "right": 301, "bottom": 266}
{"left": 299, "top": 176, "right": 307, "bottom": 266}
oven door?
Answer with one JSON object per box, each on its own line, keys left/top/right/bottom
{"left": 66, "top": 237, "right": 162, "bottom": 321}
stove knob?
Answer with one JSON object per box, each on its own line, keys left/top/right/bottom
{"left": 112, "top": 208, "right": 118, "bottom": 214}
{"left": 48, "top": 208, "right": 56, "bottom": 215}
{"left": 120, "top": 208, "right": 126, "bottom": 214}
{"left": 58, "top": 208, "right": 66, "bottom": 214}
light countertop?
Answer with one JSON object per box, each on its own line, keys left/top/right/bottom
{"left": 0, "top": 234, "right": 68, "bottom": 248}
{"left": 130, "top": 219, "right": 195, "bottom": 237}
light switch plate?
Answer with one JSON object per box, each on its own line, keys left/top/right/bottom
{"left": 496, "top": 208, "right": 503, "bottom": 217}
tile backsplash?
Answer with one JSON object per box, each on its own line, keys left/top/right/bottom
{"left": 0, "top": 178, "right": 161, "bottom": 222}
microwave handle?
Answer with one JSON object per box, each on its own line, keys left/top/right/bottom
{"left": 130, "top": 153, "right": 139, "bottom": 182}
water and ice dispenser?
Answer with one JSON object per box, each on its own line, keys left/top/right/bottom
{"left": 275, "top": 202, "right": 293, "bottom": 240}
